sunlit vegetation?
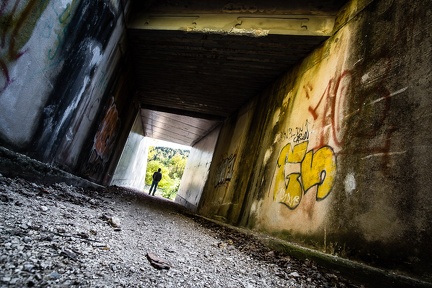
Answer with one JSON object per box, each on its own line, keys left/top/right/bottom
{"left": 145, "top": 146, "right": 190, "bottom": 200}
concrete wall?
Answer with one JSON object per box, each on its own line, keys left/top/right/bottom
{"left": 198, "top": 0, "right": 432, "bottom": 281}
{"left": 111, "top": 114, "right": 148, "bottom": 190}
{"left": 0, "top": 0, "right": 134, "bottom": 185}
{"left": 198, "top": 101, "right": 257, "bottom": 223}
{"left": 175, "top": 126, "right": 220, "bottom": 211}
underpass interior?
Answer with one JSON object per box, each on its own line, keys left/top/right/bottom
{"left": 111, "top": 0, "right": 346, "bottom": 198}
{"left": 127, "top": 0, "right": 343, "bottom": 146}
{"left": 1, "top": 0, "right": 432, "bottom": 286}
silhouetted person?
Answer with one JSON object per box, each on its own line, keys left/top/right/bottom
{"left": 149, "top": 168, "right": 162, "bottom": 196}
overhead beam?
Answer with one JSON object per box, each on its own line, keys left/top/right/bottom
{"left": 128, "top": 14, "right": 335, "bottom": 37}
{"left": 140, "top": 104, "right": 226, "bottom": 121}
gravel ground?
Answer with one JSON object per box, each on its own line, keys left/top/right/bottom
{"left": 0, "top": 175, "right": 362, "bottom": 287}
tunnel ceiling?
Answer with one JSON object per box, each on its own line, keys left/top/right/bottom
{"left": 127, "top": 0, "right": 348, "bottom": 146}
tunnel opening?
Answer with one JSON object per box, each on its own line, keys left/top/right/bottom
{"left": 110, "top": 109, "right": 220, "bottom": 207}
{"left": 109, "top": 126, "right": 191, "bottom": 196}
{"left": 143, "top": 138, "right": 191, "bottom": 200}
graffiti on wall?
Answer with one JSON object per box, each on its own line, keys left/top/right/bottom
{"left": 0, "top": 0, "right": 50, "bottom": 92}
{"left": 273, "top": 58, "right": 396, "bottom": 209}
{"left": 32, "top": 0, "right": 119, "bottom": 165}
{"left": 46, "top": 1, "right": 77, "bottom": 61}
{"left": 274, "top": 128, "right": 336, "bottom": 209}
{"left": 305, "top": 71, "right": 352, "bottom": 150}
{"left": 287, "top": 119, "right": 310, "bottom": 144}
{"left": 82, "top": 97, "right": 120, "bottom": 180}
{"left": 0, "top": 0, "right": 79, "bottom": 92}
{"left": 304, "top": 63, "right": 394, "bottom": 155}
{"left": 215, "top": 154, "right": 237, "bottom": 187}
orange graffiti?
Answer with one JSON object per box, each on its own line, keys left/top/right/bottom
{"left": 94, "top": 97, "right": 120, "bottom": 162}
{"left": 82, "top": 97, "right": 120, "bottom": 180}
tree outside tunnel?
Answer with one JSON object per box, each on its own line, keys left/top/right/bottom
{"left": 145, "top": 146, "right": 189, "bottom": 200}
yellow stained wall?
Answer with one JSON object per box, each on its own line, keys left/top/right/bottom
{"left": 253, "top": 23, "right": 354, "bottom": 234}
{"left": 199, "top": 0, "right": 432, "bottom": 280}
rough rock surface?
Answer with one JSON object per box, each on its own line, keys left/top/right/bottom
{"left": 0, "top": 176, "right": 362, "bottom": 287}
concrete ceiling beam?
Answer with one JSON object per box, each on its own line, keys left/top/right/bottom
{"left": 128, "top": 14, "right": 335, "bottom": 37}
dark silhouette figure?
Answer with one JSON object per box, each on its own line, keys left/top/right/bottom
{"left": 149, "top": 168, "right": 162, "bottom": 196}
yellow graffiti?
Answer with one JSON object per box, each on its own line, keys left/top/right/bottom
{"left": 301, "top": 147, "right": 336, "bottom": 199}
{"left": 281, "top": 173, "right": 302, "bottom": 209}
{"left": 274, "top": 142, "right": 308, "bottom": 206}
{"left": 274, "top": 141, "right": 336, "bottom": 209}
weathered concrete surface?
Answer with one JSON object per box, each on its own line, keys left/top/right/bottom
{"left": 0, "top": 0, "right": 134, "bottom": 184}
{"left": 175, "top": 126, "right": 220, "bottom": 211}
{"left": 111, "top": 115, "right": 148, "bottom": 190}
{"left": 198, "top": 100, "right": 257, "bottom": 223}
{"left": 198, "top": 0, "right": 432, "bottom": 282}
{"left": 0, "top": 147, "right": 101, "bottom": 190}
{"left": 129, "top": 13, "right": 335, "bottom": 37}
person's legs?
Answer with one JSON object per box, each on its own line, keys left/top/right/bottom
{"left": 149, "top": 181, "right": 156, "bottom": 195}
{"left": 151, "top": 182, "right": 158, "bottom": 196}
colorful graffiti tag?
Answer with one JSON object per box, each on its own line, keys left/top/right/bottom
{"left": 274, "top": 126, "right": 336, "bottom": 209}
{"left": 306, "top": 71, "right": 352, "bottom": 150}
{"left": 272, "top": 70, "right": 348, "bottom": 209}
{"left": 273, "top": 60, "right": 395, "bottom": 209}
{"left": 0, "top": 0, "right": 78, "bottom": 92}
{"left": 0, "top": 0, "right": 48, "bottom": 92}
{"left": 215, "top": 154, "right": 237, "bottom": 187}
{"left": 82, "top": 97, "right": 120, "bottom": 180}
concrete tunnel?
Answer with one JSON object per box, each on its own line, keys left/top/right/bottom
{"left": 0, "top": 0, "right": 431, "bottom": 286}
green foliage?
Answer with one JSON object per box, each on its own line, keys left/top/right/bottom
{"left": 145, "top": 146, "right": 190, "bottom": 200}
{"left": 161, "top": 177, "right": 180, "bottom": 200}
{"left": 145, "top": 160, "right": 164, "bottom": 185}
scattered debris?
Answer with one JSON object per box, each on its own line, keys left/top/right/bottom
{"left": 146, "top": 252, "right": 171, "bottom": 270}
{"left": 60, "top": 249, "right": 79, "bottom": 261}
{"left": 0, "top": 175, "right": 360, "bottom": 287}
{"left": 108, "top": 216, "right": 121, "bottom": 228}
{"left": 164, "top": 247, "right": 175, "bottom": 253}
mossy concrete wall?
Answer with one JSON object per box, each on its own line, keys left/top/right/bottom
{"left": 0, "top": 0, "right": 134, "bottom": 185}
{"left": 198, "top": 0, "right": 432, "bottom": 281}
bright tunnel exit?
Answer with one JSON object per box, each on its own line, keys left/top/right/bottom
{"left": 144, "top": 138, "right": 190, "bottom": 200}
{"left": 110, "top": 110, "right": 221, "bottom": 209}
{"left": 110, "top": 131, "right": 190, "bottom": 200}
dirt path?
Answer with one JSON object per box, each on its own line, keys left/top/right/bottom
{"left": 0, "top": 176, "right": 360, "bottom": 287}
